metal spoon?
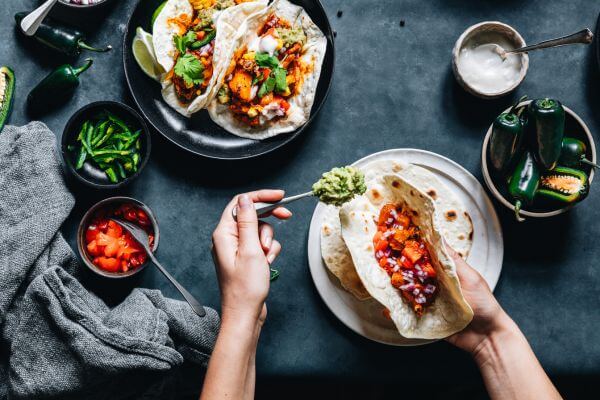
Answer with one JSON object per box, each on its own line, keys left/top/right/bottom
{"left": 495, "top": 28, "right": 594, "bottom": 60}
{"left": 20, "top": 0, "right": 58, "bottom": 36}
{"left": 110, "top": 218, "right": 206, "bottom": 317}
{"left": 232, "top": 191, "right": 314, "bottom": 218}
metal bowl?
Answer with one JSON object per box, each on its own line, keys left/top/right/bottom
{"left": 452, "top": 21, "right": 529, "bottom": 99}
{"left": 481, "top": 100, "right": 596, "bottom": 219}
{"left": 77, "top": 197, "right": 160, "bottom": 278}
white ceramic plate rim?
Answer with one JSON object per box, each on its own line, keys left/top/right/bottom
{"left": 307, "top": 149, "right": 504, "bottom": 346}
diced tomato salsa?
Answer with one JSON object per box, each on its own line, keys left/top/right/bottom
{"left": 84, "top": 203, "right": 155, "bottom": 273}
{"left": 373, "top": 203, "right": 438, "bottom": 316}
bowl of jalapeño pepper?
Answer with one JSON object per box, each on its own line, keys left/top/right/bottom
{"left": 482, "top": 97, "right": 596, "bottom": 221}
{"left": 62, "top": 101, "right": 151, "bottom": 189}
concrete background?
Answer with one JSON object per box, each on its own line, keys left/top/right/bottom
{"left": 2, "top": 0, "right": 600, "bottom": 391}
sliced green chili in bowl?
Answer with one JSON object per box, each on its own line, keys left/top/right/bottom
{"left": 62, "top": 101, "right": 151, "bottom": 189}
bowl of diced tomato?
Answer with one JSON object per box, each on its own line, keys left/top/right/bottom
{"left": 78, "top": 197, "right": 159, "bottom": 278}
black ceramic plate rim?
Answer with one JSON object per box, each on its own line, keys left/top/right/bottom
{"left": 122, "top": 0, "right": 335, "bottom": 160}
{"left": 61, "top": 100, "right": 152, "bottom": 189}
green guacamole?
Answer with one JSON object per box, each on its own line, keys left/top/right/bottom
{"left": 276, "top": 27, "right": 307, "bottom": 47}
{"left": 215, "top": 0, "right": 235, "bottom": 10}
{"left": 195, "top": 8, "right": 214, "bottom": 29}
{"left": 312, "top": 166, "right": 366, "bottom": 206}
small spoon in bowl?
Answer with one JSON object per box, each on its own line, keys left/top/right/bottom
{"left": 494, "top": 28, "right": 593, "bottom": 60}
{"left": 111, "top": 218, "right": 206, "bottom": 317}
{"left": 20, "top": 0, "right": 58, "bottom": 36}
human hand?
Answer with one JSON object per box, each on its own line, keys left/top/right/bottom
{"left": 211, "top": 190, "right": 291, "bottom": 327}
{"left": 445, "top": 246, "right": 516, "bottom": 357}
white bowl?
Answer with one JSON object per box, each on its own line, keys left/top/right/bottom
{"left": 481, "top": 100, "right": 596, "bottom": 219}
{"left": 452, "top": 21, "right": 529, "bottom": 99}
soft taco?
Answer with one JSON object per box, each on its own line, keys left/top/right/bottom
{"left": 153, "top": 0, "right": 268, "bottom": 117}
{"left": 339, "top": 173, "right": 473, "bottom": 339}
{"left": 321, "top": 160, "right": 473, "bottom": 301}
{"left": 207, "top": 0, "right": 327, "bottom": 139}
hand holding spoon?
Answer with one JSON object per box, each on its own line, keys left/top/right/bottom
{"left": 495, "top": 28, "right": 593, "bottom": 60}
{"left": 232, "top": 166, "right": 366, "bottom": 218}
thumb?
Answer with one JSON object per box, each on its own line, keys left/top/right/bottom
{"left": 236, "top": 194, "right": 261, "bottom": 254}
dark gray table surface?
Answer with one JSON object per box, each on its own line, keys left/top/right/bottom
{"left": 3, "top": 0, "right": 600, "bottom": 383}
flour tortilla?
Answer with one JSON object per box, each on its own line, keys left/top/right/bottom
{"left": 207, "top": 0, "right": 327, "bottom": 139}
{"left": 153, "top": 0, "right": 268, "bottom": 117}
{"left": 320, "top": 160, "right": 473, "bottom": 301}
{"left": 339, "top": 175, "right": 473, "bottom": 339}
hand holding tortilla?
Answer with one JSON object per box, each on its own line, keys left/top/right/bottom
{"left": 340, "top": 175, "right": 473, "bottom": 339}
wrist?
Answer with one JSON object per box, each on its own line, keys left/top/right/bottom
{"left": 221, "top": 307, "right": 263, "bottom": 337}
{"left": 472, "top": 313, "right": 521, "bottom": 367}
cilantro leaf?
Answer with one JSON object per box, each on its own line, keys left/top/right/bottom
{"left": 255, "top": 52, "right": 280, "bottom": 69}
{"left": 174, "top": 31, "right": 197, "bottom": 54}
{"left": 273, "top": 67, "right": 288, "bottom": 93}
{"left": 258, "top": 75, "right": 276, "bottom": 98}
{"left": 174, "top": 54, "right": 204, "bottom": 86}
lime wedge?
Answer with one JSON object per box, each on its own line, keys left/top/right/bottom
{"left": 132, "top": 27, "right": 163, "bottom": 81}
{"left": 151, "top": 1, "right": 167, "bottom": 28}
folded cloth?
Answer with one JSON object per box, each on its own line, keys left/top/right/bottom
{"left": 0, "top": 122, "right": 219, "bottom": 400}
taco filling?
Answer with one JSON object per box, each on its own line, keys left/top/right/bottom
{"left": 373, "top": 204, "right": 438, "bottom": 316}
{"left": 167, "top": 0, "right": 243, "bottom": 103}
{"left": 217, "top": 13, "right": 308, "bottom": 127}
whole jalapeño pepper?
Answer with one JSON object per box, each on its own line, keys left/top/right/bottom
{"left": 15, "top": 12, "right": 111, "bottom": 57}
{"left": 528, "top": 98, "right": 565, "bottom": 170}
{"left": 558, "top": 137, "right": 599, "bottom": 169}
{"left": 489, "top": 96, "right": 527, "bottom": 174}
{"left": 507, "top": 151, "right": 540, "bottom": 222}
{"left": 28, "top": 58, "right": 93, "bottom": 108}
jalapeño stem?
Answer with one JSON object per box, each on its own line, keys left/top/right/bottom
{"left": 78, "top": 40, "right": 112, "bottom": 53}
{"left": 73, "top": 58, "right": 94, "bottom": 77}
{"left": 580, "top": 157, "right": 600, "bottom": 169}
{"left": 514, "top": 200, "right": 525, "bottom": 222}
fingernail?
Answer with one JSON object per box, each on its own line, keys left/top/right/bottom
{"left": 267, "top": 253, "right": 275, "bottom": 264}
{"left": 264, "top": 235, "right": 272, "bottom": 249}
{"left": 239, "top": 194, "right": 252, "bottom": 209}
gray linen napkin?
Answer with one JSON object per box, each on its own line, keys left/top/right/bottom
{"left": 0, "top": 122, "right": 220, "bottom": 400}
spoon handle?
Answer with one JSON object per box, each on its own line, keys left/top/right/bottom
{"left": 507, "top": 28, "right": 593, "bottom": 55}
{"left": 20, "top": 0, "right": 58, "bottom": 36}
{"left": 148, "top": 252, "right": 207, "bottom": 317}
{"left": 232, "top": 191, "right": 313, "bottom": 218}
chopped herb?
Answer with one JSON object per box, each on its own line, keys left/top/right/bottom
{"left": 258, "top": 74, "right": 276, "bottom": 98}
{"left": 273, "top": 67, "right": 287, "bottom": 93}
{"left": 174, "top": 54, "right": 204, "bottom": 86}
{"left": 255, "top": 52, "right": 280, "bottom": 69}
{"left": 174, "top": 31, "right": 197, "bottom": 54}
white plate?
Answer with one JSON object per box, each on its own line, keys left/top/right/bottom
{"left": 307, "top": 149, "right": 504, "bottom": 346}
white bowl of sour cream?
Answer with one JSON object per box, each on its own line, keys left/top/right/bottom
{"left": 453, "top": 21, "right": 529, "bottom": 98}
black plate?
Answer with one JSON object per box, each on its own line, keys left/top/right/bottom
{"left": 123, "top": 0, "right": 335, "bottom": 160}
{"left": 596, "top": 12, "right": 600, "bottom": 72}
